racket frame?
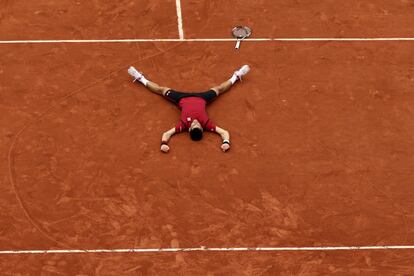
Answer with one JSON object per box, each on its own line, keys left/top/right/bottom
{"left": 232, "top": 26, "right": 252, "bottom": 49}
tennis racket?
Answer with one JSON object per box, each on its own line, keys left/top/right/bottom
{"left": 232, "top": 26, "right": 252, "bottom": 49}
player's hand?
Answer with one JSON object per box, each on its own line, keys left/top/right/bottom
{"left": 161, "top": 144, "right": 170, "bottom": 153}
{"left": 221, "top": 143, "right": 230, "bottom": 152}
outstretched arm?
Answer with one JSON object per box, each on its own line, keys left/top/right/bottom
{"left": 215, "top": 126, "right": 231, "bottom": 152}
{"left": 160, "top": 127, "right": 176, "bottom": 153}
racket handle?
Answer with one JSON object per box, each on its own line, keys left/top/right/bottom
{"left": 235, "top": 39, "right": 241, "bottom": 49}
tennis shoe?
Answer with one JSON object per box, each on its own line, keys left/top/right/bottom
{"left": 128, "top": 66, "right": 143, "bottom": 82}
{"left": 234, "top": 64, "right": 250, "bottom": 81}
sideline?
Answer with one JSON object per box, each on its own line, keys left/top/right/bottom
{"left": 175, "top": 0, "right": 184, "bottom": 40}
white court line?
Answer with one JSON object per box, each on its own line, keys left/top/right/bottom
{"left": 1, "top": 245, "right": 414, "bottom": 255}
{"left": 2, "top": 37, "right": 414, "bottom": 44}
{"left": 175, "top": 0, "right": 184, "bottom": 40}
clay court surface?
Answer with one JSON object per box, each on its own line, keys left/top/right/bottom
{"left": 1, "top": 0, "right": 414, "bottom": 274}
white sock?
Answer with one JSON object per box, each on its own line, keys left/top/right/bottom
{"left": 139, "top": 76, "right": 149, "bottom": 86}
{"left": 229, "top": 74, "right": 238, "bottom": 85}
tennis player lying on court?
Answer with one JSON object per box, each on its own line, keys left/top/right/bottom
{"left": 127, "top": 65, "right": 250, "bottom": 153}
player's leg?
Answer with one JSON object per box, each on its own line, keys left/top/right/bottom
{"left": 146, "top": 81, "right": 170, "bottom": 96}
{"left": 210, "top": 65, "right": 250, "bottom": 96}
{"left": 210, "top": 80, "right": 232, "bottom": 95}
{"left": 128, "top": 66, "right": 170, "bottom": 96}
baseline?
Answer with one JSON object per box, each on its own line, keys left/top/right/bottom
{"left": 2, "top": 37, "right": 414, "bottom": 44}
{"left": 1, "top": 245, "right": 414, "bottom": 255}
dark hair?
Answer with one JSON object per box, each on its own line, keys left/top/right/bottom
{"left": 190, "top": 127, "right": 203, "bottom": 141}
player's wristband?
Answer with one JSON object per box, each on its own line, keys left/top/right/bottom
{"left": 161, "top": 141, "right": 168, "bottom": 146}
{"left": 222, "top": 139, "right": 230, "bottom": 145}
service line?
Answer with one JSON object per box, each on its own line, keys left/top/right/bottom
{"left": 1, "top": 245, "right": 414, "bottom": 255}
{"left": 175, "top": 0, "right": 184, "bottom": 40}
{"left": 2, "top": 37, "right": 414, "bottom": 44}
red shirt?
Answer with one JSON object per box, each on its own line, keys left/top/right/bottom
{"left": 175, "top": 97, "right": 216, "bottom": 133}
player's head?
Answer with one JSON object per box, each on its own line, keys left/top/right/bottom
{"left": 189, "top": 119, "right": 203, "bottom": 141}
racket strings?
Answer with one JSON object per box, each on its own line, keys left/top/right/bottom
{"left": 232, "top": 26, "right": 251, "bottom": 38}
{"left": 234, "top": 30, "right": 249, "bottom": 37}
